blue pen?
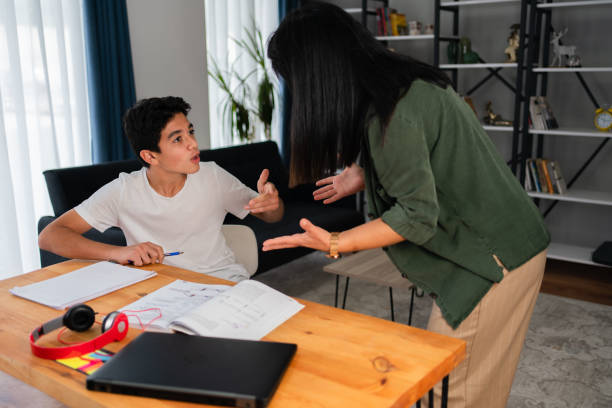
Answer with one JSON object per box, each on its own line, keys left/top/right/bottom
{"left": 164, "top": 251, "right": 184, "bottom": 256}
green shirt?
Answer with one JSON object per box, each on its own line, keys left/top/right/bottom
{"left": 362, "top": 80, "right": 549, "bottom": 329}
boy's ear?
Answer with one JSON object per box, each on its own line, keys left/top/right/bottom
{"left": 140, "top": 150, "right": 157, "bottom": 166}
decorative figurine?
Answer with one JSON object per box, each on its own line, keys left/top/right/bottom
{"left": 459, "top": 37, "right": 480, "bottom": 64}
{"left": 408, "top": 21, "right": 422, "bottom": 36}
{"left": 483, "top": 102, "right": 513, "bottom": 126}
{"left": 550, "top": 28, "right": 580, "bottom": 67}
{"left": 504, "top": 24, "right": 520, "bottom": 63}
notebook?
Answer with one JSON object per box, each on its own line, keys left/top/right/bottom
{"left": 10, "top": 261, "right": 156, "bottom": 309}
{"left": 86, "top": 332, "right": 297, "bottom": 407}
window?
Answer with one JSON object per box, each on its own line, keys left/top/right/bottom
{"left": 205, "top": 0, "right": 279, "bottom": 148}
{"left": 0, "top": 0, "right": 91, "bottom": 277}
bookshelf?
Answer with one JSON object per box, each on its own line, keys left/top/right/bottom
{"left": 354, "top": 0, "right": 611, "bottom": 267}
{"left": 434, "top": 0, "right": 528, "bottom": 170}
{"left": 520, "top": 0, "right": 612, "bottom": 267}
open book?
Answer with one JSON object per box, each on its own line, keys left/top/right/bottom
{"left": 121, "top": 279, "right": 304, "bottom": 341}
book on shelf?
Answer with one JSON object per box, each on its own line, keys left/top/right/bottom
{"left": 525, "top": 158, "right": 566, "bottom": 195}
{"left": 120, "top": 279, "right": 304, "bottom": 341}
{"left": 376, "top": 7, "right": 397, "bottom": 36}
{"left": 540, "top": 159, "right": 555, "bottom": 194}
{"left": 544, "top": 160, "right": 559, "bottom": 194}
{"left": 535, "top": 158, "right": 550, "bottom": 193}
{"left": 527, "top": 159, "right": 541, "bottom": 192}
{"left": 549, "top": 159, "right": 567, "bottom": 194}
{"left": 529, "top": 97, "right": 546, "bottom": 130}
{"left": 390, "top": 12, "right": 407, "bottom": 36}
{"left": 529, "top": 96, "right": 559, "bottom": 130}
{"left": 537, "top": 96, "right": 559, "bottom": 129}
{"left": 524, "top": 161, "right": 533, "bottom": 191}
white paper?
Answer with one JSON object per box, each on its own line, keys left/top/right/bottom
{"left": 9, "top": 261, "right": 157, "bottom": 309}
{"left": 120, "top": 280, "right": 230, "bottom": 331}
{"left": 168, "top": 279, "right": 304, "bottom": 340}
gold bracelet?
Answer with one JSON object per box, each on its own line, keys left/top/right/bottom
{"left": 326, "top": 232, "right": 340, "bottom": 259}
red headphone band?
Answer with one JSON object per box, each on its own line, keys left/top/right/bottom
{"left": 30, "top": 306, "right": 129, "bottom": 360}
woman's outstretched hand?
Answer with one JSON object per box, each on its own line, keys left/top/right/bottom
{"left": 262, "top": 218, "right": 332, "bottom": 252}
{"left": 313, "top": 163, "right": 365, "bottom": 204}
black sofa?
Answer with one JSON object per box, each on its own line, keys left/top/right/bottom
{"left": 38, "top": 141, "right": 364, "bottom": 275}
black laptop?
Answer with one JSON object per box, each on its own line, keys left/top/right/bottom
{"left": 86, "top": 332, "right": 297, "bottom": 408}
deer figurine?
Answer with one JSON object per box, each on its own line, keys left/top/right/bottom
{"left": 550, "top": 28, "right": 578, "bottom": 67}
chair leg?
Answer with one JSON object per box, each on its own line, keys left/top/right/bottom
{"left": 341, "top": 277, "right": 350, "bottom": 309}
{"left": 408, "top": 286, "right": 416, "bottom": 326}
{"left": 334, "top": 275, "right": 339, "bottom": 308}
{"left": 389, "top": 287, "right": 395, "bottom": 321}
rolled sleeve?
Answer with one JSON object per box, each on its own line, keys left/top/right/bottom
{"left": 371, "top": 114, "right": 439, "bottom": 245}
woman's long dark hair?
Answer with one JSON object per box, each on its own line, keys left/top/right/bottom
{"left": 268, "top": 1, "right": 451, "bottom": 186}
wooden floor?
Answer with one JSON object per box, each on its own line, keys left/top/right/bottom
{"left": 541, "top": 259, "right": 612, "bottom": 306}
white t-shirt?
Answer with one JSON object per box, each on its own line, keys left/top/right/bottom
{"left": 75, "top": 163, "right": 258, "bottom": 280}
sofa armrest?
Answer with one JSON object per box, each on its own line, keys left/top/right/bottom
{"left": 37, "top": 216, "right": 127, "bottom": 267}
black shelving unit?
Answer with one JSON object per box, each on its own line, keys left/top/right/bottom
{"left": 434, "top": 0, "right": 533, "bottom": 173}
{"left": 519, "top": 0, "right": 612, "bottom": 266}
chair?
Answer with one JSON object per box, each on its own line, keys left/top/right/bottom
{"left": 222, "top": 224, "right": 258, "bottom": 277}
{"left": 322, "top": 248, "right": 420, "bottom": 325}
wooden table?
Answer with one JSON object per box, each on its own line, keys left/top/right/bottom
{"left": 0, "top": 260, "right": 465, "bottom": 408}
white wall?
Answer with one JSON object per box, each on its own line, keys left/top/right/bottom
{"left": 126, "top": 0, "right": 211, "bottom": 149}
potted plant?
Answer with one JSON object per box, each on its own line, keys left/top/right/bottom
{"left": 208, "top": 24, "right": 276, "bottom": 142}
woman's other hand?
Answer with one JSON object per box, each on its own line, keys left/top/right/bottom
{"left": 262, "top": 218, "right": 332, "bottom": 252}
{"left": 313, "top": 163, "right": 365, "bottom": 204}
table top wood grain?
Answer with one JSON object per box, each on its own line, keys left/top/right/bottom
{"left": 0, "top": 260, "right": 465, "bottom": 408}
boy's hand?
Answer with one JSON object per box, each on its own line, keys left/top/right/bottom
{"left": 110, "top": 242, "right": 164, "bottom": 266}
{"left": 246, "top": 169, "right": 280, "bottom": 214}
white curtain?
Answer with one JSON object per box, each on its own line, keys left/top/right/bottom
{"left": 0, "top": 0, "right": 91, "bottom": 278}
{"left": 205, "top": 0, "right": 279, "bottom": 148}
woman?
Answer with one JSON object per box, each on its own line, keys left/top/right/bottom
{"left": 263, "top": 3, "right": 549, "bottom": 408}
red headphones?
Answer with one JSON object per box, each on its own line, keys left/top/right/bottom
{"left": 30, "top": 304, "right": 129, "bottom": 359}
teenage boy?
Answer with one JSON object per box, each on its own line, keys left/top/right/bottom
{"left": 39, "top": 96, "right": 284, "bottom": 282}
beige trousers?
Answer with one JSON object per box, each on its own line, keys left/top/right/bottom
{"left": 425, "top": 250, "right": 547, "bottom": 408}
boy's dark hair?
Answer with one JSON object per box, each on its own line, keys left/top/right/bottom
{"left": 123, "top": 96, "right": 191, "bottom": 167}
{"left": 267, "top": 2, "right": 451, "bottom": 185}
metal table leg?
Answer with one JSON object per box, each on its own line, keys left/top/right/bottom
{"left": 334, "top": 275, "right": 339, "bottom": 307}
{"left": 417, "top": 374, "right": 449, "bottom": 408}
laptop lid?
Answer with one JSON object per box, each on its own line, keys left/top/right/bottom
{"left": 86, "top": 332, "right": 297, "bottom": 408}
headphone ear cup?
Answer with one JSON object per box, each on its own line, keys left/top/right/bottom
{"left": 101, "top": 311, "right": 120, "bottom": 333}
{"left": 63, "top": 304, "right": 95, "bottom": 332}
